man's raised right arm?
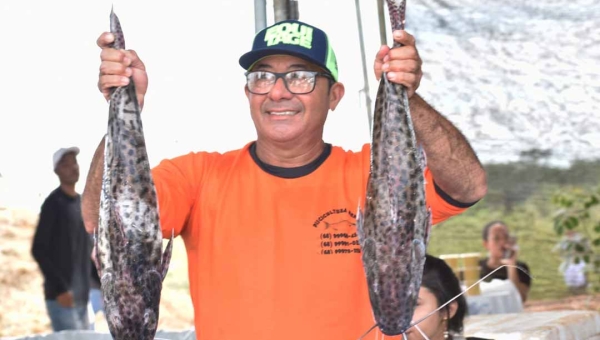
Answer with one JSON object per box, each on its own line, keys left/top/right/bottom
{"left": 82, "top": 32, "right": 149, "bottom": 233}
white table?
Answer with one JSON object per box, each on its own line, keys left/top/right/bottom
{"left": 464, "top": 310, "right": 600, "bottom": 340}
{"left": 466, "top": 279, "right": 524, "bottom": 315}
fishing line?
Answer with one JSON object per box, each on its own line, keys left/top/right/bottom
{"left": 357, "top": 264, "right": 533, "bottom": 340}
{"left": 357, "top": 323, "right": 378, "bottom": 339}
{"left": 414, "top": 325, "right": 431, "bottom": 340}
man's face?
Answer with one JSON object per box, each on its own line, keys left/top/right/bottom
{"left": 55, "top": 152, "right": 79, "bottom": 185}
{"left": 244, "top": 54, "right": 344, "bottom": 145}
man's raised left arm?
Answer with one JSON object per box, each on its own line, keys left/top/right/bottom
{"left": 374, "top": 30, "right": 487, "bottom": 204}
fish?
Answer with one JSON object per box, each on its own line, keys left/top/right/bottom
{"left": 93, "top": 7, "right": 174, "bottom": 340}
{"left": 356, "top": 0, "right": 432, "bottom": 337}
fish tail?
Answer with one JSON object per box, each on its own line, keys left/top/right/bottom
{"left": 385, "top": 0, "right": 407, "bottom": 32}
{"left": 110, "top": 7, "right": 126, "bottom": 50}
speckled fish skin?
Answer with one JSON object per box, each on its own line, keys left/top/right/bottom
{"left": 356, "top": 0, "right": 432, "bottom": 336}
{"left": 94, "top": 8, "right": 174, "bottom": 340}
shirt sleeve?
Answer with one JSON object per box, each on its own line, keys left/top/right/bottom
{"left": 517, "top": 261, "right": 532, "bottom": 287}
{"left": 424, "top": 167, "right": 470, "bottom": 225}
{"left": 31, "top": 198, "right": 70, "bottom": 294}
{"left": 151, "top": 151, "right": 217, "bottom": 240}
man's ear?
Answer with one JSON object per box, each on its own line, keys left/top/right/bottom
{"left": 328, "top": 82, "right": 345, "bottom": 111}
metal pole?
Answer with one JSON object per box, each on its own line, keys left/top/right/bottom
{"left": 289, "top": 0, "right": 299, "bottom": 20}
{"left": 273, "top": 0, "right": 289, "bottom": 22}
{"left": 377, "top": 0, "right": 387, "bottom": 45}
{"left": 354, "top": 0, "right": 373, "bottom": 133}
{"left": 254, "top": 0, "right": 267, "bottom": 33}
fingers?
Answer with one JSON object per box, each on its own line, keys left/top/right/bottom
{"left": 98, "top": 60, "right": 132, "bottom": 100}
{"left": 98, "top": 48, "right": 139, "bottom": 100}
{"left": 127, "top": 49, "right": 146, "bottom": 71}
{"left": 97, "top": 32, "right": 115, "bottom": 48}
{"left": 392, "top": 30, "right": 416, "bottom": 47}
{"left": 385, "top": 45, "right": 420, "bottom": 65}
{"left": 382, "top": 57, "right": 421, "bottom": 97}
{"left": 380, "top": 30, "right": 423, "bottom": 97}
{"left": 98, "top": 75, "right": 130, "bottom": 99}
{"left": 382, "top": 59, "right": 421, "bottom": 75}
{"left": 373, "top": 45, "right": 390, "bottom": 81}
{"left": 96, "top": 31, "right": 147, "bottom": 106}
{"left": 386, "top": 72, "right": 421, "bottom": 98}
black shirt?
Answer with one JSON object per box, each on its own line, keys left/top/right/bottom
{"left": 31, "top": 187, "right": 92, "bottom": 304}
{"left": 479, "top": 258, "right": 532, "bottom": 287}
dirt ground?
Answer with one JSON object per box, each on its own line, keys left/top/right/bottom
{"left": 0, "top": 207, "right": 194, "bottom": 338}
{"left": 2, "top": 207, "right": 600, "bottom": 338}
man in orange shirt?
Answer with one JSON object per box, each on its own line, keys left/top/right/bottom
{"left": 82, "top": 19, "right": 487, "bottom": 340}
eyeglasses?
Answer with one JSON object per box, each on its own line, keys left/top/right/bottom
{"left": 245, "top": 70, "right": 333, "bottom": 95}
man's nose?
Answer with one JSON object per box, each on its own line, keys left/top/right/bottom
{"left": 268, "top": 78, "right": 293, "bottom": 101}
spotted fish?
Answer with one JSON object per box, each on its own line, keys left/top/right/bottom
{"left": 93, "top": 8, "right": 174, "bottom": 340}
{"left": 356, "top": 0, "right": 432, "bottom": 336}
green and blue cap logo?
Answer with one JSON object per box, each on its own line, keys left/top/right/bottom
{"left": 239, "top": 20, "right": 339, "bottom": 82}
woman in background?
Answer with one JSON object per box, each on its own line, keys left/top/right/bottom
{"left": 479, "top": 220, "right": 531, "bottom": 302}
{"left": 406, "top": 254, "right": 492, "bottom": 340}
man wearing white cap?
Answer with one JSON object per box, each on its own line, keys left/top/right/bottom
{"left": 31, "top": 147, "right": 94, "bottom": 331}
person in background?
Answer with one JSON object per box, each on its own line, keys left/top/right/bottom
{"left": 406, "top": 254, "right": 492, "bottom": 340}
{"left": 31, "top": 147, "right": 93, "bottom": 331}
{"left": 88, "top": 256, "right": 104, "bottom": 328}
{"left": 478, "top": 220, "right": 531, "bottom": 302}
{"left": 556, "top": 230, "right": 589, "bottom": 295}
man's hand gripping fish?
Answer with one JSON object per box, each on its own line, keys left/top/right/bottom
{"left": 356, "top": 0, "right": 432, "bottom": 338}
{"left": 93, "top": 8, "right": 174, "bottom": 340}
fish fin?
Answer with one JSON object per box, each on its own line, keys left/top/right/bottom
{"left": 412, "top": 239, "right": 426, "bottom": 263}
{"left": 142, "top": 271, "right": 162, "bottom": 333}
{"left": 100, "top": 271, "right": 121, "bottom": 336}
{"left": 160, "top": 229, "right": 175, "bottom": 281}
{"left": 409, "top": 237, "right": 427, "bottom": 322}
{"left": 92, "top": 229, "right": 101, "bottom": 277}
{"left": 356, "top": 198, "right": 365, "bottom": 243}
{"left": 418, "top": 144, "right": 427, "bottom": 170}
{"left": 411, "top": 237, "right": 427, "bottom": 289}
{"left": 424, "top": 208, "right": 433, "bottom": 246}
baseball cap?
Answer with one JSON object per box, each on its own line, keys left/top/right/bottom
{"left": 53, "top": 147, "right": 80, "bottom": 170}
{"left": 239, "top": 20, "right": 339, "bottom": 82}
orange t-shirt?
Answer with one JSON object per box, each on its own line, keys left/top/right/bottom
{"left": 151, "top": 142, "right": 468, "bottom": 340}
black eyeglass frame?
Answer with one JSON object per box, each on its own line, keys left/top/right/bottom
{"left": 245, "top": 70, "right": 335, "bottom": 95}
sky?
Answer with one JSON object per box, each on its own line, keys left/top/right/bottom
{"left": 0, "top": 0, "right": 391, "bottom": 210}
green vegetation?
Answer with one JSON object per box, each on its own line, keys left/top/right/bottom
{"left": 552, "top": 185, "right": 600, "bottom": 281}
{"left": 428, "top": 155, "right": 600, "bottom": 301}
